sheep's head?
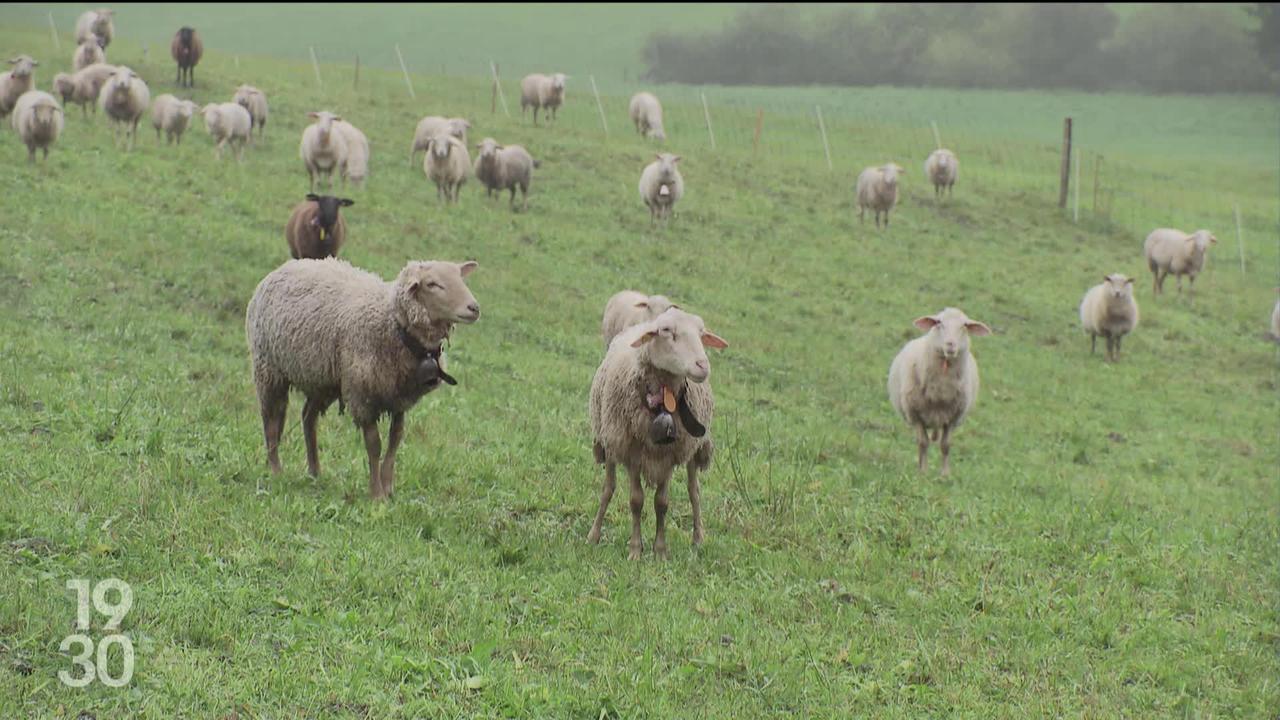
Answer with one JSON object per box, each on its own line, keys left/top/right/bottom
{"left": 8, "top": 55, "right": 37, "bottom": 78}
{"left": 648, "top": 125, "right": 666, "bottom": 141}
{"left": 428, "top": 134, "right": 457, "bottom": 159}
{"left": 395, "top": 261, "right": 481, "bottom": 330}
{"left": 653, "top": 152, "right": 681, "bottom": 182}
{"left": 177, "top": 99, "right": 197, "bottom": 119}
{"left": 304, "top": 193, "right": 353, "bottom": 239}
{"left": 178, "top": 27, "right": 195, "bottom": 46}
{"left": 551, "top": 73, "right": 567, "bottom": 94}
{"left": 913, "top": 307, "right": 990, "bottom": 364}
{"left": 1187, "top": 230, "right": 1217, "bottom": 258}
{"left": 105, "top": 66, "right": 137, "bottom": 96}
{"left": 30, "top": 98, "right": 62, "bottom": 126}
{"left": 448, "top": 118, "right": 470, "bottom": 139}
{"left": 934, "top": 151, "right": 950, "bottom": 169}
{"left": 307, "top": 111, "right": 340, "bottom": 142}
{"left": 629, "top": 308, "right": 727, "bottom": 385}
{"left": 881, "top": 163, "right": 903, "bottom": 186}
{"left": 636, "top": 294, "right": 677, "bottom": 320}
{"left": 52, "top": 73, "right": 75, "bottom": 100}
{"left": 1102, "top": 274, "right": 1135, "bottom": 301}
{"left": 199, "top": 103, "right": 220, "bottom": 127}
{"left": 96, "top": 35, "right": 107, "bottom": 50}
{"left": 476, "top": 137, "right": 500, "bottom": 161}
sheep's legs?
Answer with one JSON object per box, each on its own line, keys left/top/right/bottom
{"left": 301, "top": 396, "right": 333, "bottom": 478}
{"left": 1114, "top": 335, "right": 1123, "bottom": 360}
{"left": 914, "top": 424, "right": 929, "bottom": 473}
{"left": 939, "top": 424, "right": 953, "bottom": 477}
{"left": 653, "top": 477, "right": 670, "bottom": 559}
{"left": 626, "top": 464, "right": 644, "bottom": 560}
{"left": 686, "top": 462, "right": 704, "bottom": 547}
{"left": 258, "top": 385, "right": 288, "bottom": 474}
{"left": 1090, "top": 333, "right": 1097, "bottom": 355}
{"left": 587, "top": 462, "right": 616, "bottom": 544}
{"left": 379, "top": 412, "right": 405, "bottom": 498}
{"left": 362, "top": 423, "right": 384, "bottom": 500}
{"left": 1105, "top": 334, "right": 1116, "bottom": 362}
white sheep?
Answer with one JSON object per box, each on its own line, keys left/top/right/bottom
{"left": 924, "top": 149, "right": 958, "bottom": 198}
{"left": 1143, "top": 228, "right": 1217, "bottom": 297}
{"left": 856, "top": 163, "right": 904, "bottom": 228}
{"left": 98, "top": 65, "right": 149, "bottom": 151}
{"left": 520, "top": 73, "right": 566, "bottom": 125}
{"left": 232, "top": 84, "right": 268, "bottom": 140}
{"left": 150, "top": 94, "right": 196, "bottom": 144}
{"left": 245, "top": 258, "right": 481, "bottom": 500}
{"left": 11, "top": 90, "right": 63, "bottom": 163}
{"left": 300, "top": 110, "right": 349, "bottom": 191}
{"left": 410, "top": 115, "right": 469, "bottom": 167}
{"left": 0, "top": 55, "right": 38, "bottom": 121}
{"left": 1079, "top": 274, "right": 1139, "bottom": 362}
{"left": 73, "top": 37, "right": 106, "bottom": 71}
{"left": 588, "top": 307, "right": 728, "bottom": 559}
{"left": 424, "top": 134, "right": 470, "bottom": 204}
{"left": 887, "top": 307, "right": 991, "bottom": 476}
{"left": 74, "top": 8, "right": 115, "bottom": 50}
{"left": 628, "top": 91, "right": 666, "bottom": 140}
{"left": 200, "top": 102, "right": 252, "bottom": 160}
{"left": 54, "top": 63, "right": 116, "bottom": 118}
{"left": 334, "top": 119, "right": 369, "bottom": 188}
{"left": 639, "top": 152, "right": 684, "bottom": 223}
{"left": 601, "top": 290, "right": 677, "bottom": 350}
{"left": 473, "top": 137, "right": 536, "bottom": 211}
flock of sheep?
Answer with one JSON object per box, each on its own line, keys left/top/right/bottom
{"left": 6, "top": 10, "right": 1277, "bottom": 560}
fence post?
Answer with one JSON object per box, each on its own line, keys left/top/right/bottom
{"left": 589, "top": 75, "right": 608, "bottom": 136}
{"left": 394, "top": 44, "right": 415, "bottom": 99}
{"left": 1059, "top": 117, "right": 1072, "bottom": 209}
{"left": 353, "top": 54, "right": 360, "bottom": 91}
{"left": 753, "top": 109, "right": 763, "bottom": 155}
{"left": 816, "top": 106, "right": 832, "bottom": 171}
{"left": 490, "top": 62, "right": 510, "bottom": 117}
{"left": 1073, "top": 146, "right": 1081, "bottom": 223}
{"left": 309, "top": 46, "right": 323, "bottom": 89}
{"left": 1235, "top": 204, "right": 1246, "bottom": 275}
{"left": 930, "top": 120, "right": 942, "bottom": 150}
{"left": 706, "top": 92, "right": 716, "bottom": 149}
{"left": 1092, "top": 153, "right": 1102, "bottom": 215}
{"left": 48, "top": 12, "right": 59, "bottom": 51}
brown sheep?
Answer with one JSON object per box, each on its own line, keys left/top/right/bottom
{"left": 285, "top": 194, "right": 354, "bottom": 260}
{"left": 170, "top": 27, "right": 202, "bottom": 88}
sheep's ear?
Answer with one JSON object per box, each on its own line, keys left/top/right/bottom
{"left": 31, "top": 60, "right": 39, "bottom": 67}
{"left": 654, "top": 153, "right": 663, "bottom": 161}
{"left": 332, "top": 115, "right": 343, "bottom": 122}
{"left": 340, "top": 198, "right": 354, "bottom": 207}
{"left": 1209, "top": 235, "right": 1218, "bottom": 245}
{"left": 1103, "top": 275, "right": 1111, "bottom": 283}
{"left": 459, "top": 261, "right": 478, "bottom": 277}
{"left": 965, "top": 321, "right": 992, "bottom": 337}
{"left": 406, "top": 280, "right": 421, "bottom": 295}
{"left": 305, "top": 193, "right": 320, "bottom": 201}
{"left": 1124, "top": 277, "right": 1134, "bottom": 285}
{"left": 913, "top": 315, "right": 940, "bottom": 331}
{"left": 630, "top": 329, "right": 658, "bottom": 347}
{"left": 672, "top": 155, "right": 682, "bottom": 163}
{"left": 307, "top": 112, "right": 318, "bottom": 119}
{"left": 633, "top": 300, "right": 649, "bottom": 309}
{"left": 701, "top": 331, "right": 728, "bottom": 349}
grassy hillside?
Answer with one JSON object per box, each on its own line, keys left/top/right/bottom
{"left": 0, "top": 19, "right": 1277, "bottom": 720}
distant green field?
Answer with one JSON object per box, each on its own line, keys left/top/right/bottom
{"left": 0, "top": 12, "right": 1277, "bottom": 720}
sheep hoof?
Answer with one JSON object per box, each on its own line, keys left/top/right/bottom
{"left": 628, "top": 546, "right": 643, "bottom": 561}
{"left": 649, "top": 412, "right": 676, "bottom": 445}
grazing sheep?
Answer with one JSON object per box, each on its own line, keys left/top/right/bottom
{"left": 73, "top": 37, "right": 106, "bottom": 71}
{"left": 232, "top": 84, "right": 268, "bottom": 139}
{"left": 150, "top": 94, "right": 197, "bottom": 144}
{"left": 74, "top": 9, "right": 115, "bottom": 50}
{"left": 200, "top": 102, "right": 251, "bottom": 161}
{"left": 924, "top": 149, "right": 958, "bottom": 198}
{"left": 245, "top": 257, "right": 481, "bottom": 500}
{"left": 424, "top": 134, "right": 470, "bottom": 204}
{"left": 628, "top": 91, "right": 666, "bottom": 140}
{"left": 334, "top": 119, "right": 369, "bottom": 188}
{"left": 473, "top": 137, "right": 537, "bottom": 211}
{"left": 1079, "top": 274, "right": 1139, "bottom": 362}
{"left": 98, "top": 65, "right": 149, "bottom": 151}
{"left": 588, "top": 307, "right": 728, "bottom": 559}
{"left": 1144, "top": 228, "right": 1218, "bottom": 298}
{"left": 887, "top": 307, "right": 991, "bottom": 476}
{"left": 55, "top": 63, "right": 116, "bottom": 118}
{"left": 639, "top": 153, "right": 684, "bottom": 223}
{"left": 601, "top": 291, "right": 677, "bottom": 350}
{"left": 0, "top": 56, "right": 38, "bottom": 121}
{"left": 285, "top": 194, "right": 354, "bottom": 260}
{"left": 410, "top": 115, "right": 469, "bottom": 167}
{"left": 300, "top": 111, "right": 349, "bottom": 191}
{"left": 11, "top": 90, "right": 63, "bottom": 163}
{"left": 856, "top": 163, "right": 904, "bottom": 228}
{"left": 170, "top": 27, "right": 203, "bottom": 88}
{"left": 520, "top": 73, "right": 566, "bottom": 125}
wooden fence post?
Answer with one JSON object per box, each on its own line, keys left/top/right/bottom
{"left": 394, "top": 44, "right": 415, "bottom": 99}
{"left": 589, "top": 75, "right": 608, "bottom": 135}
{"left": 309, "top": 46, "right": 323, "bottom": 89}
{"left": 816, "top": 106, "right": 832, "bottom": 171}
{"left": 353, "top": 54, "right": 360, "bottom": 91}
{"left": 1058, "top": 117, "right": 1072, "bottom": 209}
{"left": 701, "top": 92, "right": 716, "bottom": 151}
{"left": 490, "top": 62, "right": 510, "bottom": 117}
{"left": 48, "top": 12, "right": 59, "bottom": 51}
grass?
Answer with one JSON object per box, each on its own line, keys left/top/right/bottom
{"left": 0, "top": 13, "right": 1278, "bottom": 719}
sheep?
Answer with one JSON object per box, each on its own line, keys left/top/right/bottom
{"left": 409, "top": 115, "right": 469, "bottom": 167}
{"left": 924, "top": 149, "right": 958, "bottom": 198}
{"left": 98, "top": 65, "right": 149, "bottom": 151}
{"left": 520, "top": 73, "right": 566, "bottom": 126}
{"left": 74, "top": 9, "right": 115, "bottom": 50}
{"left": 588, "top": 307, "right": 728, "bottom": 559}
{"left": 1079, "top": 274, "right": 1139, "bottom": 362}
{"left": 171, "top": 27, "right": 203, "bottom": 88}
{"left": 200, "top": 102, "right": 251, "bottom": 161}
{"left": 150, "top": 94, "right": 197, "bottom": 144}
{"left": 11, "top": 90, "right": 63, "bottom": 163}
{"left": 638, "top": 153, "right": 684, "bottom": 223}
{"left": 887, "top": 307, "right": 991, "bottom": 477}
{"left": 423, "top": 134, "right": 470, "bottom": 204}
{"left": 245, "top": 257, "right": 481, "bottom": 501}
{"left": 334, "top": 119, "right": 369, "bottom": 188}
{"left": 0, "top": 56, "right": 38, "bottom": 121}
{"left": 300, "top": 111, "right": 349, "bottom": 191}
{"left": 54, "top": 63, "right": 116, "bottom": 118}
{"left": 285, "top": 194, "right": 354, "bottom": 260}
{"left": 601, "top": 291, "right": 677, "bottom": 350}
{"left": 473, "top": 137, "right": 537, "bottom": 211}
{"left": 856, "top": 163, "right": 904, "bottom": 228}
{"left": 1144, "top": 228, "right": 1218, "bottom": 298}
{"left": 73, "top": 37, "right": 106, "bottom": 71}
{"left": 232, "top": 84, "right": 268, "bottom": 139}
{"left": 628, "top": 91, "right": 666, "bottom": 140}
